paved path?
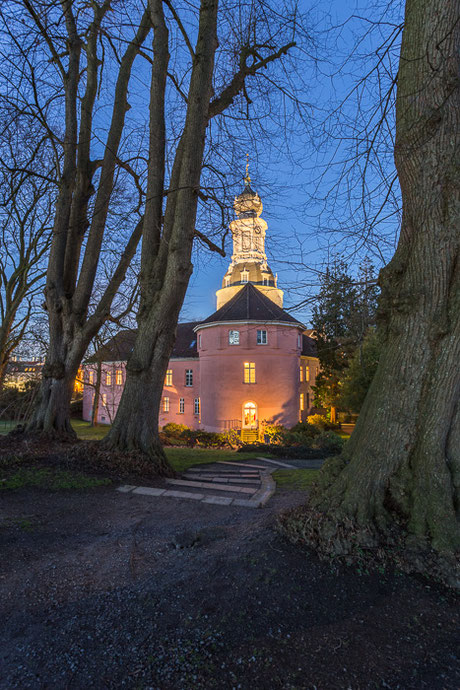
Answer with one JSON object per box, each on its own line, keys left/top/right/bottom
{"left": 117, "top": 456, "right": 316, "bottom": 508}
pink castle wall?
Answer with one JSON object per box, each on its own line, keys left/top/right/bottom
{"left": 196, "top": 322, "right": 304, "bottom": 432}
{"left": 82, "top": 359, "right": 201, "bottom": 428}
{"left": 82, "top": 324, "right": 319, "bottom": 431}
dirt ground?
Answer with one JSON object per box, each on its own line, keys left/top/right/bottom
{"left": 1, "top": 483, "right": 458, "bottom": 689}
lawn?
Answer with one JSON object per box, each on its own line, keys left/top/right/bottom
{"left": 272, "top": 468, "right": 319, "bottom": 490}
{"left": 1, "top": 419, "right": 318, "bottom": 488}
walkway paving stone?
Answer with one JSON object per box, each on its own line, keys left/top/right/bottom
{"left": 117, "top": 455, "right": 288, "bottom": 508}
{"left": 165, "top": 478, "right": 257, "bottom": 494}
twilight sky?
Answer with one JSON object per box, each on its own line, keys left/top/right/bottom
{"left": 180, "top": 0, "right": 404, "bottom": 327}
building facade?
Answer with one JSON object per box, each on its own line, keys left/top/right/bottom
{"left": 82, "top": 174, "right": 319, "bottom": 436}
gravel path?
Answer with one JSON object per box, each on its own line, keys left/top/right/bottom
{"left": 1, "top": 484, "right": 458, "bottom": 689}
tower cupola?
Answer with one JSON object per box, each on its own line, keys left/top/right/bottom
{"left": 216, "top": 158, "right": 283, "bottom": 310}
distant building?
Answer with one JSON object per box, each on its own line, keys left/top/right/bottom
{"left": 3, "top": 360, "right": 43, "bottom": 390}
{"left": 82, "top": 173, "right": 319, "bottom": 439}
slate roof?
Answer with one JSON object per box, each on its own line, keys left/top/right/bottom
{"left": 301, "top": 333, "right": 317, "bottom": 357}
{"left": 87, "top": 322, "right": 199, "bottom": 363}
{"left": 197, "top": 282, "right": 304, "bottom": 327}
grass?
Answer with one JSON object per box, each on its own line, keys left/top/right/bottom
{"left": 164, "top": 447, "right": 260, "bottom": 473}
{"left": 1, "top": 468, "right": 111, "bottom": 491}
{"left": 71, "top": 419, "right": 110, "bottom": 440}
{"left": 273, "top": 468, "right": 319, "bottom": 491}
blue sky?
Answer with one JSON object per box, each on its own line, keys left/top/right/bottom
{"left": 180, "top": 0, "right": 404, "bottom": 326}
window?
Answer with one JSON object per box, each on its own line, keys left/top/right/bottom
{"left": 257, "top": 329, "right": 267, "bottom": 345}
{"left": 297, "top": 334, "right": 301, "bottom": 348}
{"left": 88, "top": 370, "right": 94, "bottom": 385}
{"left": 229, "top": 330, "right": 240, "bottom": 345}
{"left": 306, "top": 366, "right": 310, "bottom": 382}
{"left": 300, "top": 366, "right": 304, "bottom": 382}
{"left": 106, "top": 371, "right": 112, "bottom": 386}
{"left": 198, "top": 333, "right": 202, "bottom": 348}
{"left": 179, "top": 398, "right": 185, "bottom": 413}
{"left": 116, "top": 369, "right": 123, "bottom": 385}
{"left": 300, "top": 393, "right": 305, "bottom": 411}
{"left": 244, "top": 362, "right": 256, "bottom": 383}
{"left": 241, "top": 270, "right": 248, "bottom": 283}
{"left": 194, "top": 398, "right": 200, "bottom": 415}
{"left": 165, "top": 369, "right": 173, "bottom": 386}
{"left": 262, "top": 276, "right": 269, "bottom": 285}
{"left": 224, "top": 277, "right": 230, "bottom": 287}
{"left": 102, "top": 393, "right": 107, "bottom": 405}
{"left": 185, "top": 369, "right": 193, "bottom": 386}
{"left": 163, "top": 397, "right": 170, "bottom": 413}
{"left": 306, "top": 392, "right": 310, "bottom": 408}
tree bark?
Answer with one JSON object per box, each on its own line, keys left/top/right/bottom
{"left": 291, "top": 0, "right": 460, "bottom": 585}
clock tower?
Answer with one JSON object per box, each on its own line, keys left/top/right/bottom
{"left": 216, "top": 166, "right": 284, "bottom": 309}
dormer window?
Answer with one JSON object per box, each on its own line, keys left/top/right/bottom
{"left": 241, "top": 270, "right": 248, "bottom": 283}
{"left": 262, "top": 275, "right": 270, "bottom": 285}
{"left": 224, "top": 277, "right": 230, "bottom": 287}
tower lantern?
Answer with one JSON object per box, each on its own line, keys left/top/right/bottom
{"left": 216, "top": 161, "right": 284, "bottom": 309}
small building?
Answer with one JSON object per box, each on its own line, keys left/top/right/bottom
{"left": 82, "top": 173, "right": 319, "bottom": 437}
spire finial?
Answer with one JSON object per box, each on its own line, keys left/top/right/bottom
{"left": 244, "top": 153, "right": 251, "bottom": 186}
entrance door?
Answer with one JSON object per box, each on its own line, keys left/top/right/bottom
{"left": 243, "top": 402, "right": 258, "bottom": 429}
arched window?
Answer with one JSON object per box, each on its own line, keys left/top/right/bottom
{"left": 243, "top": 401, "right": 257, "bottom": 428}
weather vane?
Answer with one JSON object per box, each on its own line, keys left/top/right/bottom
{"left": 245, "top": 153, "right": 251, "bottom": 185}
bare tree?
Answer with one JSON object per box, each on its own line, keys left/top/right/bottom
{"left": 286, "top": 0, "right": 460, "bottom": 585}
{"left": 102, "top": 0, "right": 311, "bottom": 471}
{"left": 0, "top": 0, "right": 152, "bottom": 435}
{"left": 0, "top": 131, "right": 53, "bottom": 387}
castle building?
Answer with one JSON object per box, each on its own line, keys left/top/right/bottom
{"left": 82, "top": 173, "right": 319, "bottom": 438}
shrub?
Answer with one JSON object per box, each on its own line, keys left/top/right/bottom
{"left": 289, "top": 421, "right": 322, "bottom": 438}
{"left": 261, "top": 423, "right": 286, "bottom": 444}
{"left": 306, "top": 413, "right": 340, "bottom": 431}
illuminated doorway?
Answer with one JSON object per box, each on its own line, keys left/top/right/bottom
{"left": 242, "top": 401, "right": 258, "bottom": 429}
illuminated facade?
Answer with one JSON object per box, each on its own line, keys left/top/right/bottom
{"left": 82, "top": 174, "right": 319, "bottom": 435}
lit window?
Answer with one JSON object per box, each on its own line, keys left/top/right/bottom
{"left": 88, "top": 370, "right": 94, "bottom": 385}
{"left": 165, "top": 369, "right": 173, "bottom": 386}
{"left": 229, "top": 330, "right": 240, "bottom": 345}
{"left": 257, "top": 329, "right": 267, "bottom": 345}
{"left": 306, "top": 366, "right": 310, "bottom": 382}
{"left": 116, "top": 369, "right": 123, "bottom": 385}
{"left": 194, "top": 398, "right": 200, "bottom": 415}
{"left": 163, "top": 397, "right": 170, "bottom": 412}
{"left": 185, "top": 369, "right": 193, "bottom": 386}
{"left": 300, "top": 366, "right": 303, "bottom": 382}
{"left": 244, "top": 362, "right": 256, "bottom": 383}
{"left": 179, "top": 398, "right": 185, "bottom": 414}
{"left": 300, "top": 393, "right": 305, "bottom": 411}
{"left": 106, "top": 371, "right": 112, "bottom": 386}
{"left": 102, "top": 393, "right": 107, "bottom": 405}
{"left": 241, "top": 270, "right": 248, "bottom": 283}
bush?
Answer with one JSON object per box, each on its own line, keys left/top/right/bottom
{"left": 289, "top": 421, "right": 322, "bottom": 438}
{"left": 261, "top": 423, "right": 286, "bottom": 444}
{"left": 160, "top": 423, "right": 242, "bottom": 449}
{"left": 306, "top": 413, "right": 340, "bottom": 431}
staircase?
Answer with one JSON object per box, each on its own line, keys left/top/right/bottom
{"left": 241, "top": 429, "right": 259, "bottom": 444}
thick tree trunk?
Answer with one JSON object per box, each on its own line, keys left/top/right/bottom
{"left": 26, "top": 311, "right": 84, "bottom": 437}
{"left": 288, "top": 0, "right": 460, "bottom": 585}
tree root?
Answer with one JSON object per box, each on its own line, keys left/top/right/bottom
{"left": 66, "top": 441, "right": 176, "bottom": 481}
{"left": 277, "top": 505, "right": 460, "bottom": 590}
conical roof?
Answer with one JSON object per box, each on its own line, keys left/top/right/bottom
{"left": 197, "top": 283, "right": 303, "bottom": 327}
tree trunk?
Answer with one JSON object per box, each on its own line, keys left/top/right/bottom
{"left": 90, "top": 361, "right": 102, "bottom": 426}
{"left": 291, "top": 0, "right": 460, "bottom": 585}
